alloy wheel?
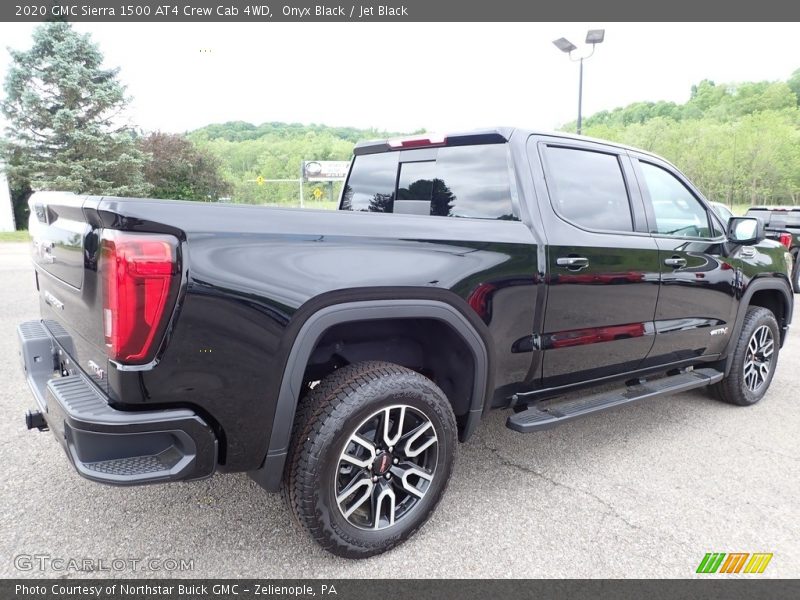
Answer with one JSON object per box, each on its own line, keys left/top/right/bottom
{"left": 334, "top": 404, "right": 438, "bottom": 531}
{"left": 743, "top": 324, "right": 775, "bottom": 392}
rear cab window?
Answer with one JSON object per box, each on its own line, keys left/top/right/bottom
{"left": 340, "top": 144, "right": 518, "bottom": 221}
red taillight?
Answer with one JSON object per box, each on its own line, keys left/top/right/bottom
{"left": 101, "top": 231, "right": 178, "bottom": 364}
{"left": 778, "top": 232, "right": 792, "bottom": 249}
{"left": 387, "top": 134, "right": 447, "bottom": 149}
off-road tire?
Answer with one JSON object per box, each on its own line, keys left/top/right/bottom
{"left": 283, "top": 361, "right": 457, "bottom": 558}
{"left": 710, "top": 306, "right": 780, "bottom": 406}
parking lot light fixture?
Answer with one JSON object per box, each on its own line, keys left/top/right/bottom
{"left": 585, "top": 29, "right": 605, "bottom": 44}
{"left": 553, "top": 29, "right": 606, "bottom": 135}
{"left": 553, "top": 37, "right": 577, "bottom": 53}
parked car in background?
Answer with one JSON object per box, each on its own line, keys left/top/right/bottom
{"left": 710, "top": 201, "right": 734, "bottom": 223}
{"left": 746, "top": 206, "right": 800, "bottom": 292}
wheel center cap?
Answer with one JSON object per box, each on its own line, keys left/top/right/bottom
{"left": 373, "top": 452, "right": 392, "bottom": 475}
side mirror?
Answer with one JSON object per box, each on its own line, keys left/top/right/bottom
{"left": 727, "top": 217, "right": 764, "bottom": 245}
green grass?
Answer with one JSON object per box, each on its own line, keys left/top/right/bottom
{"left": 0, "top": 230, "right": 30, "bottom": 242}
{"left": 255, "top": 200, "right": 339, "bottom": 210}
{"left": 301, "top": 200, "right": 338, "bottom": 211}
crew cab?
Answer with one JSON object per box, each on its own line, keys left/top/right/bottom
{"left": 18, "top": 129, "right": 794, "bottom": 558}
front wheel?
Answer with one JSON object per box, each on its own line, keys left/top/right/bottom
{"left": 283, "top": 361, "right": 457, "bottom": 558}
{"left": 710, "top": 306, "right": 780, "bottom": 406}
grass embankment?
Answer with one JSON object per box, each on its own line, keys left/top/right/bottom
{"left": 0, "top": 230, "right": 30, "bottom": 242}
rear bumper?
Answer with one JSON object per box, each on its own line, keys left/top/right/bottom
{"left": 17, "top": 320, "right": 217, "bottom": 485}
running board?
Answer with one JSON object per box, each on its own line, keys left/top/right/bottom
{"left": 506, "top": 368, "right": 724, "bottom": 433}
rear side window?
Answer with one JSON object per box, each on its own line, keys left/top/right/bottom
{"left": 544, "top": 147, "right": 633, "bottom": 232}
{"left": 340, "top": 145, "right": 517, "bottom": 220}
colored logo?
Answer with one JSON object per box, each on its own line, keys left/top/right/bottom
{"left": 696, "top": 552, "right": 773, "bottom": 574}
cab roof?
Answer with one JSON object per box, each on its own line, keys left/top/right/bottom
{"left": 352, "top": 126, "right": 667, "bottom": 164}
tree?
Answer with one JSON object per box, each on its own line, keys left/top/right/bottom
{"left": 139, "top": 132, "right": 231, "bottom": 201}
{"left": 430, "top": 179, "right": 456, "bottom": 217}
{"left": 367, "top": 192, "right": 394, "bottom": 213}
{"left": 789, "top": 68, "right": 800, "bottom": 106}
{"left": 189, "top": 122, "right": 411, "bottom": 205}
{"left": 1, "top": 21, "right": 150, "bottom": 226}
{"left": 575, "top": 73, "right": 800, "bottom": 207}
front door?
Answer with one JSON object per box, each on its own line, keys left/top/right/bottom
{"left": 631, "top": 156, "right": 738, "bottom": 366}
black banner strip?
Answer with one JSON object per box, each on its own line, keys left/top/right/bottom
{"left": 4, "top": 579, "right": 800, "bottom": 600}
{"left": 3, "top": 0, "right": 800, "bottom": 22}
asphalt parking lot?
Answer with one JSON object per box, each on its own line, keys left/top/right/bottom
{"left": 1, "top": 241, "right": 798, "bottom": 578}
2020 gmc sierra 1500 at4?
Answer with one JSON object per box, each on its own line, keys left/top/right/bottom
{"left": 18, "top": 129, "right": 794, "bottom": 558}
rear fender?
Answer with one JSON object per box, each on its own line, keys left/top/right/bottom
{"left": 250, "top": 293, "right": 493, "bottom": 491}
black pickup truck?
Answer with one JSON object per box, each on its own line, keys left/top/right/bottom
{"left": 18, "top": 129, "right": 794, "bottom": 558}
{"left": 745, "top": 206, "right": 800, "bottom": 292}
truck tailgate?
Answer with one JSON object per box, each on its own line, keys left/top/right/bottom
{"left": 29, "top": 192, "right": 108, "bottom": 392}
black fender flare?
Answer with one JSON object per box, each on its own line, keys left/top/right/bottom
{"left": 723, "top": 276, "right": 793, "bottom": 375}
{"left": 250, "top": 290, "right": 494, "bottom": 491}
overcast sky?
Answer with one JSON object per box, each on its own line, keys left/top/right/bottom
{"left": 0, "top": 22, "right": 797, "bottom": 134}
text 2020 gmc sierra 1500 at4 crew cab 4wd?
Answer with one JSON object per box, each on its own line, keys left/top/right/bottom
{"left": 18, "top": 129, "right": 794, "bottom": 558}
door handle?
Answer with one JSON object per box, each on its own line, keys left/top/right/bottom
{"left": 556, "top": 256, "right": 589, "bottom": 269}
{"left": 664, "top": 256, "right": 687, "bottom": 268}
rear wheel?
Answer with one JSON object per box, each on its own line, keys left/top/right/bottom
{"left": 792, "top": 252, "right": 799, "bottom": 293}
{"left": 710, "top": 306, "right": 780, "bottom": 406}
{"left": 283, "top": 361, "right": 457, "bottom": 558}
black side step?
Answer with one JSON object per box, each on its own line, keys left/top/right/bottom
{"left": 507, "top": 368, "right": 724, "bottom": 433}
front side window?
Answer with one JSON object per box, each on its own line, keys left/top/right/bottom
{"left": 639, "top": 162, "right": 713, "bottom": 238}
{"left": 544, "top": 146, "right": 634, "bottom": 232}
{"left": 340, "top": 144, "right": 517, "bottom": 220}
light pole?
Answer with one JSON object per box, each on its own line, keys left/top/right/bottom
{"left": 553, "top": 29, "right": 605, "bottom": 135}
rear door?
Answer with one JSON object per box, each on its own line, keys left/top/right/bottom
{"left": 531, "top": 137, "right": 661, "bottom": 387}
{"left": 630, "top": 155, "right": 738, "bottom": 366}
